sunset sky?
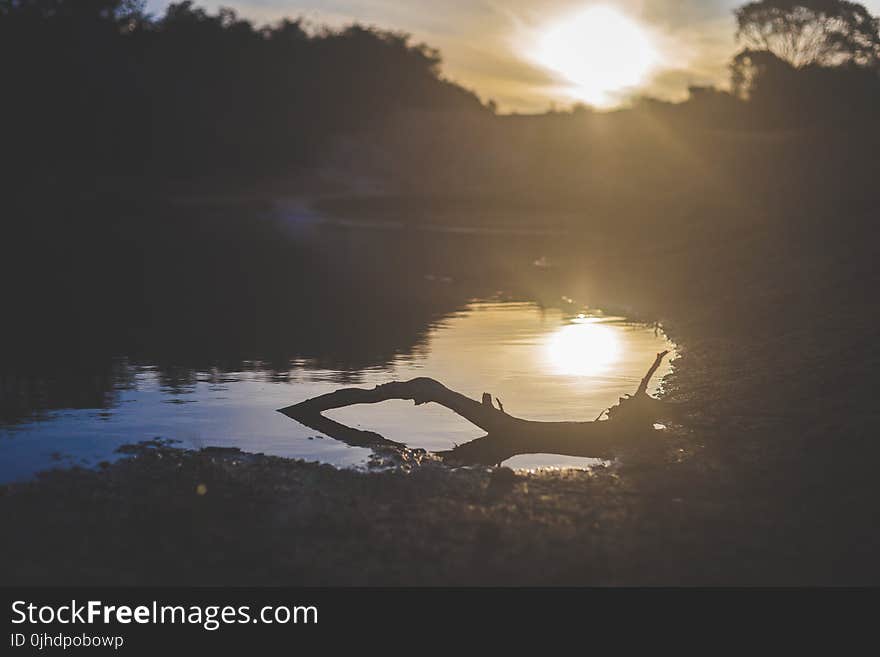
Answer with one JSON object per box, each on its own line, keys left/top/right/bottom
{"left": 145, "top": 0, "right": 880, "bottom": 112}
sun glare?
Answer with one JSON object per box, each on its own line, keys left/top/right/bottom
{"left": 546, "top": 318, "right": 621, "bottom": 377}
{"left": 534, "top": 5, "right": 660, "bottom": 107}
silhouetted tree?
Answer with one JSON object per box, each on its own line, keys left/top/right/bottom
{"left": 0, "top": 0, "right": 486, "bottom": 185}
{"left": 0, "top": 0, "right": 144, "bottom": 22}
{"left": 735, "top": 0, "right": 880, "bottom": 68}
{"left": 730, "top": 48, "right": 795, "bottom": 98}
{"left": 730, "top": 0, "right": 880, "bottom": 126}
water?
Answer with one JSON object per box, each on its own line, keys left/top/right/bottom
{"left": 0, "top": 301, "right": 672, "bottom": 480}
{"left": 1, "top": 201, "right": 675, "bottom": 480}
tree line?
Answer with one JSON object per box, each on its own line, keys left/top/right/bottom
{"left": 0, "top": 0, "right": 486, "bottom": 187}
{"left": 1, "top": 0, "right": 878, "bottom": 191}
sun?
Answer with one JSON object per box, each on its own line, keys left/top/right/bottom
{"left": 534, "top": 5, "right": 660, "bottom": 107}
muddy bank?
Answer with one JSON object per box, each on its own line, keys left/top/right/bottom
{"left": 0, "top": 441, "right": 745, "bottom": 585}
{"left": 0, "top": 407, "right": 871, "bottom": 586}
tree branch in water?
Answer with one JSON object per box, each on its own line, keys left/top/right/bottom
{"left": 278, "top": 352, "right": 675, "bottom": 466}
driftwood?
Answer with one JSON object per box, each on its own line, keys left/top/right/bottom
{"left": 279, "top": 351, "right": 675, "bottom": 466}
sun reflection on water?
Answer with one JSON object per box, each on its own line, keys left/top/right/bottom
{"left": 545, "top": 316, "right": 621, "bottom": 377}
{"left": 0, "top": 302, "right": 674, "bottom": 478}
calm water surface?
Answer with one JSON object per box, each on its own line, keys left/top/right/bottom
{"left": 0, "top": 301, "right": 673, "bottom": 480}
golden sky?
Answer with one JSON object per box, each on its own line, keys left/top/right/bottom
{"left": 146, "top": 0, "right": 880, "bottom": 112}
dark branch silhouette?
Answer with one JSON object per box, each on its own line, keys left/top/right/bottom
{"left": 279, "top": 351, "right": 677, "bottom": 466}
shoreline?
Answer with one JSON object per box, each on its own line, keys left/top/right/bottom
{"left": 1, "top": 192, "right": 878, "bottom": 585}
{"left": 3, "top": 302, "right": 874, "bottom": 586}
